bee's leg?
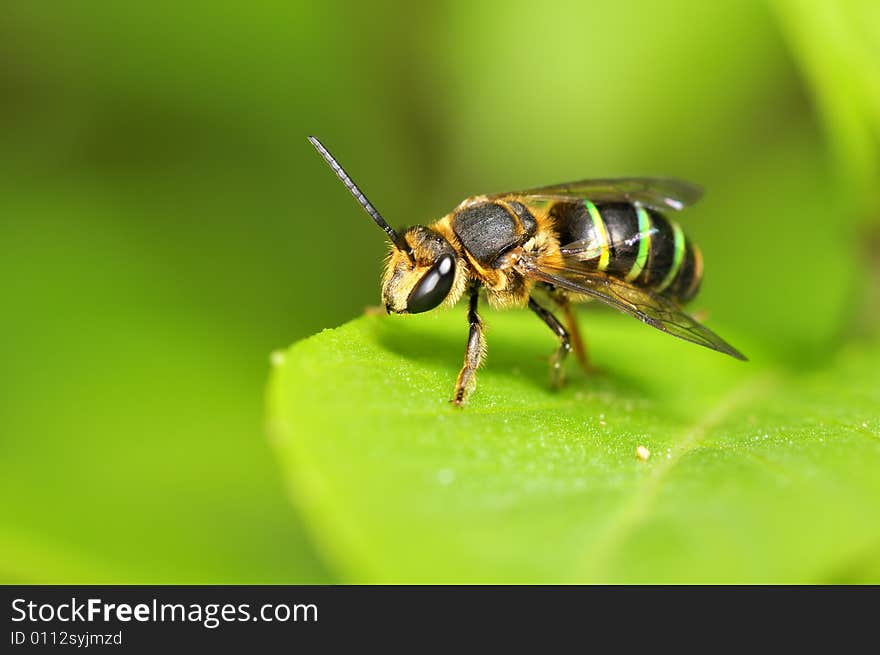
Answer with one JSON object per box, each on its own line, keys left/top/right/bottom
{"left": 452, "top": 286, "right": 485, "bottom": 406}
{"left": 528, "top": 296, "right": 571, "bottom": 388}
{"left": 549, "top": 292, "right": 590, "bottom": 371}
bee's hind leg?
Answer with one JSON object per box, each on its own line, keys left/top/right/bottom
{"left": 528, "top": 296, "right": 571, "bottom": 388}
{"left": 555, "top": 294, "right": 591, "bottom": 371}
{"left": 452, "top": 285, "right": 485, "bottom": 407}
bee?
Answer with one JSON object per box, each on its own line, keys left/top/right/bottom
{"left": 308, "top": 136, "right": 746, "bottom": 406}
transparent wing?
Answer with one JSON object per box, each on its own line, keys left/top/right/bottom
{"left": 515, "top": 254, "right": 746, "bottom": 360}
{"left": 559, "top": 225, "right": 658, "bottom": 262}
{"left": 487, "top": 177, "right": 703, "bottom": 212}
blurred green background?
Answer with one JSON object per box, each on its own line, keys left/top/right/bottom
{"left": 0, "top": 1, "right": 877, "bottom": 583}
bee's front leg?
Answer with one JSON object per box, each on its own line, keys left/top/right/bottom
{"left": 452, "top": 286, "right": 485, "bottom": 406}
{"left": 528, "top": 296, "right": 571, "bottom": 388}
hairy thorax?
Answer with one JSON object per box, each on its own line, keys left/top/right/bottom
{"left": 481, "top": 227, "right": 563, "bottom": 310}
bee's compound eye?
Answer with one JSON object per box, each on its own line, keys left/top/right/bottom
{"left": 406, "top": 254, "right": 456, "bottom": 314}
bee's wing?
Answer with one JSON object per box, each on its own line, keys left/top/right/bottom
{"left": 515, "top": 253, "right": 746, "bottom": 360}
{"left": 487, "top": 177, "right": 702, "bottom": 212}
{"left": 560, "top": 223, "right": 658, "bottom": 261}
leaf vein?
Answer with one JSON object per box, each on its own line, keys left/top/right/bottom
{"left": 575, "top": 372, "right": 778, "bottom": 581}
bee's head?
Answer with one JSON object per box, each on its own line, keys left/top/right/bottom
{"left": 308, "top": 136, "right": 465, "bottom": 315}
{"left": 382, "top": 226, "right": 460, "bottom": 314}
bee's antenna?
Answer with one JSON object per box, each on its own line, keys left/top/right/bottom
{"left": 308, "top": 136, "right": 414, "bottom": 262}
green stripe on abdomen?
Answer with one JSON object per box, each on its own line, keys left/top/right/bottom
{"left": 584, "top": 199, "right": 610, "bottom": 271}
{"left": 655, "top": 221, "right": 685, "bottom": 293}
{"left": 625, "top": 204, "right": 652, "bottom": 282}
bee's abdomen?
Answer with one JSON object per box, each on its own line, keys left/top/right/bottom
{"left": 554, "top": 200, "right": 703, "bottom": 304}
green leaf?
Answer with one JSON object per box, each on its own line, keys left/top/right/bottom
{"left": 268, "top": 309, "right": 880, "bottom": 583}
